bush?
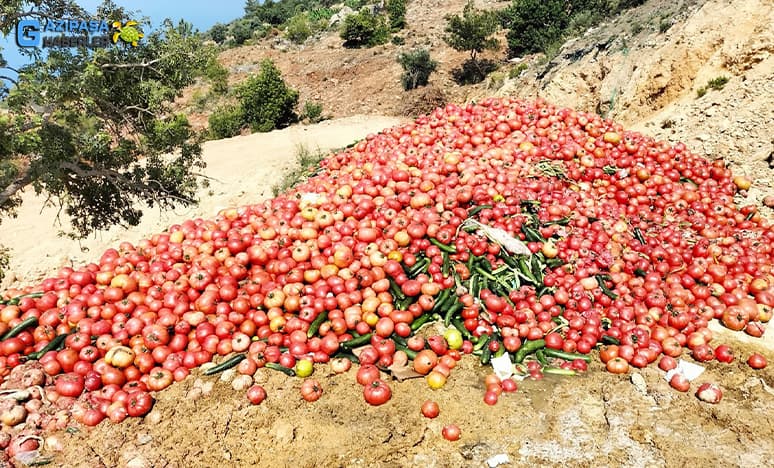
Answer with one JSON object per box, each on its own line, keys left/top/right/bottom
{"left": 300, "top": 101, "right": 325, "bottom": 123}
{"left": 509, "top": 62, "right": 528, "bottom": 78}
{"left": 340, "top": 9, "right": 390, "bottom": 48}
{"left": 285, "top": 14, "right": 312, "bottom": 43}
{"left": 271, "top": 144, "right": 326, "bottom": 196}
{"left": 386, "top": 0, "right": 407, "bottom": 30}
{"left": 391, "top": 35, "right": 405, "bottom": 45}
{"left": 208, "top": 105, "right": 244, "bottom": 139}
{"left": 236, "top": 59, "right": 299, "bottom": 132}
{"left": 397, "top": 49, "right": 437, "bottom": 90}
{"left": 230, "top": 19, "right": 255, "bottom": 46}
{"left": 501, "top": 0, "right": 648, "bottom": 57}
{"left": 707, "top": 76, "right": 729, "bottom": 90}
{"left": 451, "top": 58, "right": 498, "bottom": 85}
{"left": 209, "top": 23, "right": 227, "bottom": 44}
{"left": 205, "top": 60, "right": 229, "bottom": 95}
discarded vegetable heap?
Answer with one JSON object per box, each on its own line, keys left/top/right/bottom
{"left": 0, "top": 98, "right": 771, "bottom": 455}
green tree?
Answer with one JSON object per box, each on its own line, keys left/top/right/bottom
{"left": 444, "top": 1, "right": 500, "bottom": 83}
{"left": 236, "top": 59, "right": 299, "bottom": 132}
{"left": 386, "top": 0, "right": 407, "bottom": 30}
{"left": 500, "top": 0, "right": 566, "bottom": 57}
{"left": 397, "top": 49, "right": 437, "bottom": 90}
{"left": 0, "top": 1, "right": 216, "bottom": 279}
{"left": 209, "top": 22, "right": 228, "bottom": 44}
{"left": 339, "top": 8, "right": 389, "bottom": 48}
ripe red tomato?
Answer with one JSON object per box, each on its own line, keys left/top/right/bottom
{"left": 55, "top": 372, "right": 85, "bottom": 397}
{"left": 421, "top": 400, "right": 439, "bottom": 418}
{"left": 363, "top": 379, "right": 391, "bottom": 406}
{"left": 356, "top": 364, "right": 380, "bottom": 386}
{"left": 300, "top": 379, "right": 323, "bottom": 402}
{"left": 126, "top": 391, "right": 154, "bottom": 417}
{"left": 747, "top": 353, "right": 767, "bottom": 369}
{"left": 441, "top": 424, "right": 461, "bottom": 441}
{"left": 247, "top": 385, "right": 267, "bottom": 405}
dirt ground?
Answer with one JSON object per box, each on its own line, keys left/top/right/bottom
{"left": 48, "top": 329, "right": 774, "bottom": 467}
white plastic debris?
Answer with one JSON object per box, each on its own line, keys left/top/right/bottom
{"left": 462, "top": 219, "right": 532, "bottom": 255}
{"left": 664, "top": 359, "right": 705, "bottom": 383}
{"left": 299, "top": 192, "right": 324, "bottom": 207}
{"left": 490, "top": 353, "right": 514, "bottom": 380}
{"left": 486, "top": 453, "right": 510, "bottom": 467}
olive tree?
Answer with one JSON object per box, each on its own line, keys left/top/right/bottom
{"left": 0, "top": 1, "right": 219, "bottom": 281}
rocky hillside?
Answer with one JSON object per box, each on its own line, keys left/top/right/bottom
{"left": 501, "top": 0, "right": 774, "bottom": 188}
{"left": 187, "top": 0, "right": 773, "bottom": 201}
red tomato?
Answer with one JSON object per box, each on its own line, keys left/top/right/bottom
{"left": 363, "top": 379, "right": 391, "bottom": 406}
{"left": 300, "top": 379, "right": 323, "bottom": 402}
{"left": 55, "top": 372, "right": 85, "bottom": 397}
{"left": 421, "top": 400, "right": 439, "bottom": 418}
{"left": 126, "top": 391, "right": 154, "bottom": 417}
{"left": 247, "top": 385, "right": 267, "bottom": 405}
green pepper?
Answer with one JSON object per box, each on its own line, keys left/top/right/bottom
{"left": 1, "top": 316, "right": 38, "bottom": 341}
{"left": 543, "top": 348, "right": 592, "bottom": 363}
{"left": 265, "top": 362, "right": 296, "bottom": 376}
{"left": 203, "top": 353, "right": 246, "bottom": 376}
{"left": 341, "top": 332, "right": 373, "bottom": 350}
{"left": 0, "top": 291, "right": 44, "bottom": 306}
{"left": 633, "top": 227, "right": 646, "bottom": 245}
{"left": 429, "top": 237, "right": 456, "bottom": 254}
{"left": 307, "top": 311, "right": 329, "bottom": 338}
{"left": 443, "top": 301, "right": 463, "bottom": 327}
{"left": 594, "top": 274, "right": 619, "bottom": 299}
{"left": 468, "top": 204, "right": 493, "bottom": 218}
{"left": 513, "top": 339, "right": 546, "bottom": 363}
{"left": 23, "top": 331, "right": 70, "bottom": 362}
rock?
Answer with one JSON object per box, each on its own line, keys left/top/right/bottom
{"left": 328, "top": 7, "right": 354, "bottom": 28}
{"left": 630, "top": 372, "right": 648, "bottom": 395}
{"left": 126, "top": 456, "right": 148, "bottom": 468}
{"left": 136, "top": 433, "right": 153, "bottom": 445}
{"left": 272, "top": 421, "right": 295, "bottom": 444}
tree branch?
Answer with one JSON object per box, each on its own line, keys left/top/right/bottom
{"left": 0, "top": 168, "right": 31, "bottom": 208}
{"left": 100, "top": 59, "right": 161, "bottom": 70}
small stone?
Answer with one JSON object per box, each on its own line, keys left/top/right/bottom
{"left": 126, "top": 456, "right": 148, "bottom": 468}
{"left": 136, "top": 433, "right": 153, "bottom": 445}
{"left": 272, "top": 421, "right": 295, "bottom": 444}
{"left": 630, "top": 372, "right": 648, "bottom": 395}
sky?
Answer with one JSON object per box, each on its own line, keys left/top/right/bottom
{"left": 1, "top": 0, "right": 246, "bottom": 86}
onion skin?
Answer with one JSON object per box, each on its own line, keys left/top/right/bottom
{"left": 696, "top": 383, "right": 723, "bottom": 404}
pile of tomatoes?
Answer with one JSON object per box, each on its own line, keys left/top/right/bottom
{"left": 0, "top": 97, "right": 772, "bottom": 455}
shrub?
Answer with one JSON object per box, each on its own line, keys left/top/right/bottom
{"left": 501, "top": 0, "right": 647, "bottom": 57}
{"left": 444, "top": 1, "right": 499, "bottom": 84}
{"left": 236, "top": 59, "right": 299, "bottom": 132}
{"left": 451, "top": 58, "right": 498, "bottom": 85}
{"left": 229, "top": 19, "right": 255, "bottom": 46}
{"left": 272, "top": 144, "right": 326, "bottom": 196}
{"left": 340, "top": 9, "right": 390, "bottom": 48}
{"left": 285, "top": 14, "right": 312, "bottom": 43}
{"left": 205, "top": 59, "right": 229, "bottom": 95}
{"left": 501, "top": 0, "right": 565, "bottom": 57}
{"left": 386, "top": 0, "right": 407, "bottom": 30}
{"left": 397, "top": 49, "right": 437, "bottom": 90}
{"left": 707, "top": 76, "right": 729, "bottom": 90}
{"left": 209, "top": 23, "right": 227, "bottom": 44}
{"left": 391, "top": 35, "right": 405, "bottom": 45}
{"left": 300, "top": 101, "right": 325, "bottom": 123}
{"left": 509, "top": 62, "right": 528, "bottom": 78}
{"left": 208, "top": 105, "right": 244, "bottom": 139}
